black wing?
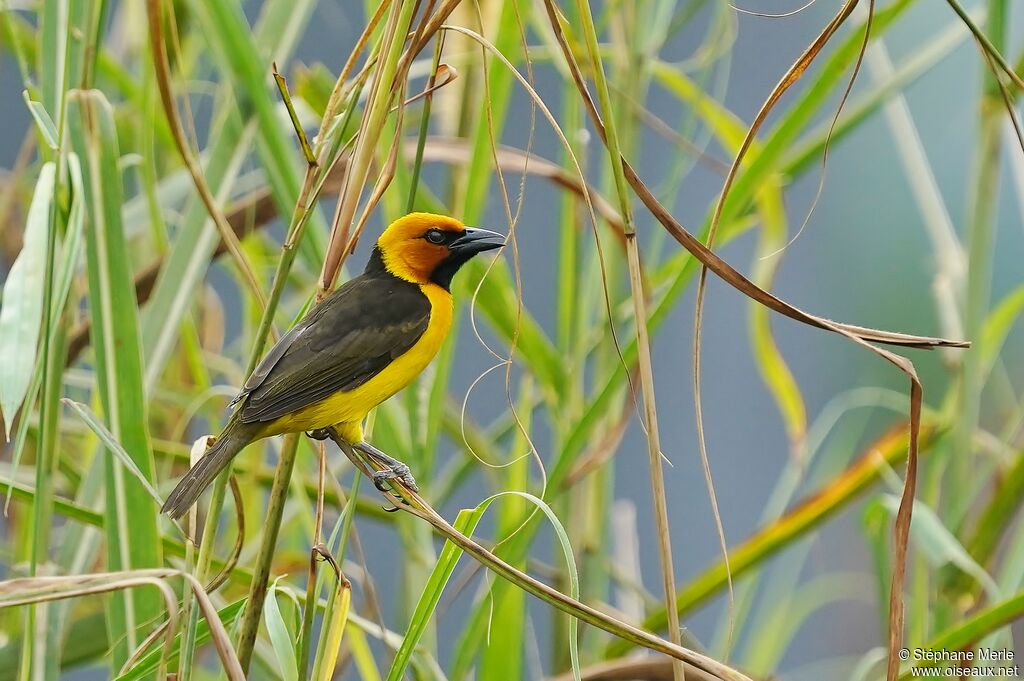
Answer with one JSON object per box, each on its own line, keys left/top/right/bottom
{"left": 234, "top": 273, "right": 431, "bottom": 424}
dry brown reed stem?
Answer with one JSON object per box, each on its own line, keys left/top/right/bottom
{"left": 144, "top": 0, "right": 266, "bottom": 307}
{"left": 0, "top": 569, "right": 244, "bottom": 680}
{"left": 318, "top": 0, "right": 418, "bottom": 293}
{"left": 548, "top": 656, "right": 724, "bottom": 681}
{"left": 116, "top": 476, "right": 245, "bottom": 675}
{"left": 235, "top": 432, "right": 301, "bottom": 672}
{"left": 539, "top": 0, "right": 967, "bottom": 351}
{"left": 691, "top": 0, "right": 870, "bottom": 658}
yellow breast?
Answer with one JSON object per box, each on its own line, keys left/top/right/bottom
{"left": 266, "top": 284, "right": 453, "bottom": 441}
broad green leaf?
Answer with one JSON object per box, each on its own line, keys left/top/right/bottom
{"left": 67, "top": 89, "right": 162, "bottom": 666}
{"left": 264, "top": 578, "right": 300, "bottom": 681}
{"left": 980, "top": 284, "right": 1024, "bottom": 376}
{"left": 0, "top": 162, "right": 54, "bottom": 437}
{"left": 54, "top": 154, "right": 86, "bottom": 329}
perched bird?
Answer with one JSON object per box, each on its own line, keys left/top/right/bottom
{"left": 161, "top": 213, "right": 504, "bottom": 519}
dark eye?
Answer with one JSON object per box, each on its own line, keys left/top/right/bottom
{"left": 425, "top": 229, "right": 446, "bottom": 244}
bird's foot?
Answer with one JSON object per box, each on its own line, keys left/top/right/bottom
{"left": 306, "top": 428, "right": 332, "bottom": 441}
{"left": 355, "top": 442, "right": 419, "bottom": 493}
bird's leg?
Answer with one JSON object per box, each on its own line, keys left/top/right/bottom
{"left": 306, "top": 428, "right": 332, "bottom": 441}
{"left": 354, "top": 441, "right": 419, "bottom": 493}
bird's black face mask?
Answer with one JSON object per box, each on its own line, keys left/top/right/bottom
{"left": 429, "top": 227, "right": 504, "bottom": 289}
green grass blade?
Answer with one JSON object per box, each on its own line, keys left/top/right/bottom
{"left": 458, "top": 0, "right": 526, "bottom": 226}
{"left": 479, "top": 382, "right": 534, "bottom": 681}
{"left": 898, "top": 591, "right": 1024, "bottom": 680}
{"left": 386, "top": 509, "right": 484, "bottom": 681}
{"left": 187, "top": 0, "right": 327, "bottom": 264}
{"left": 113, "top": 599, "right": 248, "bottom": 681}
{"left": 62, "top": 399, "right": 163, "bottom": 506}
{"left": 37, "top": 0, "right": 68, "bottom": 119}
{"left": 139, "top": 101, "right": 254, "bottom": 391}
{"left": 264, "top": 579, "right": 299, "bottom": 681}
{"left": 609, "top": 426, "right": 941, "bottom": 657}
{"left": 22, "top": 92, "right": 59, "bottom": 150}
{"left": 781, "top": 16, "right": 970, "bottom": 178}
{"left": 880, "top": 495, "right": 1001, "bottom": 601}
{"left": 67, "top": 89, "right": 163, "bottom": 666}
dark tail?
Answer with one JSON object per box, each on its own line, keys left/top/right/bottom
{"left": 161, "top": 422, "right": 258, "bottom": 519}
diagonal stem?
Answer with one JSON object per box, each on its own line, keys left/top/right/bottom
{"left": 144, "top": 0, "right": 266, "bottom": 307}
{"left": 325, "top": 429, "right": 754, "bottom": 681}
{"left": 234, "top": 432, "right": 301, "bottom": 672}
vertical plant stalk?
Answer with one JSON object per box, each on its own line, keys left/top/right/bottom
{"left": 950, "top": 0, "right": 1006, "bottom": 526}
{"left": 942, "top": 0, "right": 1024, "bottom": 91}
{"left": 297, "top": 548, "right": 321, "bottom": 680}
{"left": 407, "top": 34, "right": 445, "bottom": 213}
{"left": 235, "top": 432, "right": 301, "bottom": 672}
{"left": 178, "top": 437, "right": 228, "bottom": 677}
{"left": 296, "top": 441, "right": 328, "bottom": 679}
{"left": 68, "top": 89, "right": 165, "bottom": 668}
{"left": 572, "top": 1, "right": 685, "bottom": 679}
{"left": 22, "top": 161, "right": 58, "bottom": 681}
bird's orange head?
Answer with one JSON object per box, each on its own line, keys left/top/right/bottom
{"left": 373, "top": 212, "right": 504, "bottom": 288}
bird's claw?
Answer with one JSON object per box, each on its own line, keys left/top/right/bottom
{"left": 371, "top": 462, "right": 418, "bottom": 493}
{"left": 306, "top": 428, "right": 332, "bottom": 441}
{"left": 353, "top": 441, "right": 419, "bottom": 496}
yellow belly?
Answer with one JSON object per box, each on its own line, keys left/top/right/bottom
{"left": 263, "top": 284, "right": 452, "bottom": 443}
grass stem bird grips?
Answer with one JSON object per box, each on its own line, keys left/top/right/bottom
{"left": 161, "top": 213, "right": 504, "bottom": 519}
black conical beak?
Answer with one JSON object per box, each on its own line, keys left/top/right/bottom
{"left": 450, "top": 227, "right": 505, "bottom": 255}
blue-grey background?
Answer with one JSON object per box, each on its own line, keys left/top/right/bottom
{"left": 1, "top": 1, "right": 1022, "bottom": 679}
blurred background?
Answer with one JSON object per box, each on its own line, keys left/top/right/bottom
{"left": 1, "top": 1, "right": 1023, "bottom": 679}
